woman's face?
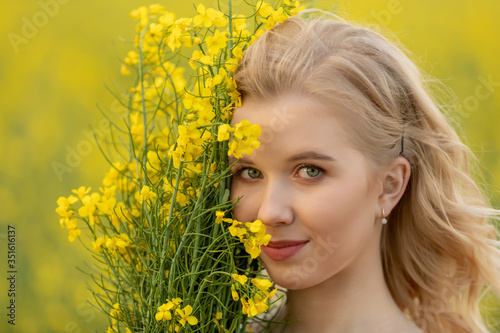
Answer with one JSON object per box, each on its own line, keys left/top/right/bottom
{"left": 230, "top": 95, "right": 385, "bottom": 290}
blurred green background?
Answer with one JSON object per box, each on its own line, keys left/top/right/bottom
{"left": 0, "top": 0, "right": 498, "bottom": 332}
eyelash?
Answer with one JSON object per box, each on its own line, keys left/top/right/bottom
{"left": 231, "top": 164, "right": 325, "bottom": 180}
{"left": 295, "top": 164, "right": 325, "bottom": 179}
{"left": 231, "top": 164, "right": 256, "bottom": 178}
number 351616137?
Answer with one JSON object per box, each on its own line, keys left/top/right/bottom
{"left": 8, "top": 225, "right": 15, "bottom": 270}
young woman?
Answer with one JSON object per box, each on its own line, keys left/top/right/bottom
{"left": 229, "top": 15, "right": 500, "bottom": 332}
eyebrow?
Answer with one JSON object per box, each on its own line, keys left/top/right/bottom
{"left": 229, "top": 151, "right": 336, "bottom": 165}
{"left": 287, "top": 151, "right": 336, "bottom": 163}
{"left": 228, "top": 157, "right": 254, "bottom": 165}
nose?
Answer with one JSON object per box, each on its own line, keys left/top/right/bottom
{"left": 257, "top": 180, "right": 294, "bottom": 227}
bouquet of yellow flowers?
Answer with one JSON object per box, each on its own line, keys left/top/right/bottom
{"left": 55, "top": 0, "right": 304, "bottom": 331}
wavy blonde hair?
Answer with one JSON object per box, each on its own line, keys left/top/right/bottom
{"left": 234, "top": 15, "right": 500, "bottom": 332}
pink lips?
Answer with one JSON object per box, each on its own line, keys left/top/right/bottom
{"left": 262, "top": 240, "right": 309, "bottom": 261}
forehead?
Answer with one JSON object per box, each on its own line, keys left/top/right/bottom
{"left": 231, "top": 95, "right": 356, "bottom": 156}
{"left": 232, "top": 94, "right": 332, "bottom": 121}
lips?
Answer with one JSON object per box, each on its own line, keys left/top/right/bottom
{"left": 262, "top": 240, "right": 309, "bottom": 261}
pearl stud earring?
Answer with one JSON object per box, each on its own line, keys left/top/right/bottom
{"left": 381, "top": 208, "right": 388, "bottom": 225}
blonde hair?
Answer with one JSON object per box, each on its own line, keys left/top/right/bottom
{"left": 234, "top": 16, "right": 500, "bottom": 332}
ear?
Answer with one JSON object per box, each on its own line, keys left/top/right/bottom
{"left": 377, "top": 157, "right": 411, "bottom": 217}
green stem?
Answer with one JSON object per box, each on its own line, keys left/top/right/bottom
{"left": 228, "top": 0, "right": 234, "bottom": 51}
{"left": 138, "top": 26, "right": 149, "bottom": 186}
{"left": 161, "top": 163, "right": 184, "bottom": 295}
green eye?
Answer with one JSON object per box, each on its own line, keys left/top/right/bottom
{"left": 298, "top": 166, "right": 322, "bottom": 178}
{"left": 242, "top": 168, "right": 261, "bottom": 179}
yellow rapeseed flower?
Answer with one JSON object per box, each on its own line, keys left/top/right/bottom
{"left": 175, "top": 17, "right": 192, "bottom": 30}
{"left": 262, "top": 7, "right": 288, "bottom": 30}
{"left": 231, "top": 285, "right": 239, "bottom": 301}
{"left": 232, "top": 46, "right": 243, "bottom": 61}
{"left": 139, "top": 185, "right": 157, "bottom": 204}
{"left": 206, "top": 30, "right": 228, "bottom": 55}
{"left": 175, "top": 305, "right": 199, "bottom": 327}
{"left": 129, "top": 6, "right": 147, "bottom": 21}
{"left": 197, "top": 108, "right": 215, "bottom": 126}
{"left": 120, "top": 64, "right": 131, "bottom": 76}
{"left": 245, "top": 220, "right": 264, "bottom": 233}
{"left": 215, "top": 211, "right": 225, "bottom": 224}
{"left": 110, "top": 303, "right": 121, "bottom": 325}
{"left": 189, "top": 50, "right": 214, "bottom": 69}
{"left": 226, "top": 77, "right": 242, "bottom": 107}
{"left": 217, "top": 124, "right": 233, "bottom": 141}
{"left": 240, "top": 297, "right": 268, "bottom": 317}
{"left": 163, "top": 179, "right": 191, "bottom": 206}
{"left": 171, "top": 297, "right": 183, "bottom": 306}
{"left": 228, "top": 220, "right": 246, "bottom": 239}
{"left": 228, "top": 136, "right": 260, "bottom": 157}
{"left": 72, "top": 186, "right": 91, "bottom": 200}
{"left": 251, "top": 277, "right": 273, "bottom": 291}
{"left": 232, "top": 14, "right": 247, "bottom": 32}
{"left": 159, "top": 11, "right": 176, "bottom": 27}
{"left": 148, "top": 4, "right": 164, "bottom": 14}
{"left": 231, "top": 273, "right": 248, "bottom": 286}
{"left": 149, "top": 22, "right": 164, "bottom": 36}
{"left": 124, "top": 51, "right": 139, "bottom": 66}
{"left": 169, "top": 122, "right": 211, "bottom": 167}
{"left": 244, "top": 238, "right": 262, "bottom": 259}
{"left": 287, "top": 0, "right": 306, "bottom": 15}
{"left": 66, "top": 219, "right": 81, "bottom": 242}
{"left": 193, "top": 4, "right": 227, "bottom": 28}
{"left": 256, "top": 1, "right": 273, "bottom": 17}
{"left": 166, "top": 27, "right": 183, "bottom": 52}
{"left": 228, "top": 120, "right": 262, "bottom": 158}
{"left": 92, "top": 237, "right": 105, "bottom": 252}
{"left": 78, "top": 192, "right": 101, "bottom": 226}
{"left": 56, "top": 195, "right": 78, "bottom": 210}
{"left": 155, "top": 303, "right": 173, "bottom": 321}
{"left": 97, "top": 187, "right": 117, "bottom": 216}
{"left": 115, "top": 234, "right": 132, "bottom": 249}
{"left": 56, "top": 195, "right": 78, "bottom": 227}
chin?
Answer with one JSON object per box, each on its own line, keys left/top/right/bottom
{"left": 262, "top": 260, "right": 323, "bottom": 290}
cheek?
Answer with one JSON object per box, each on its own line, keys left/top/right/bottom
{"left": 230, "top": 181, "right": 255, "bottom": 222}
{"left": 298, "top": 181, "right": 375, "bottom": 236}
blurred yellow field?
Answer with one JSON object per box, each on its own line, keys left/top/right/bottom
{"left": 0, "top": 0, "right": 498, "bottom": 331}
